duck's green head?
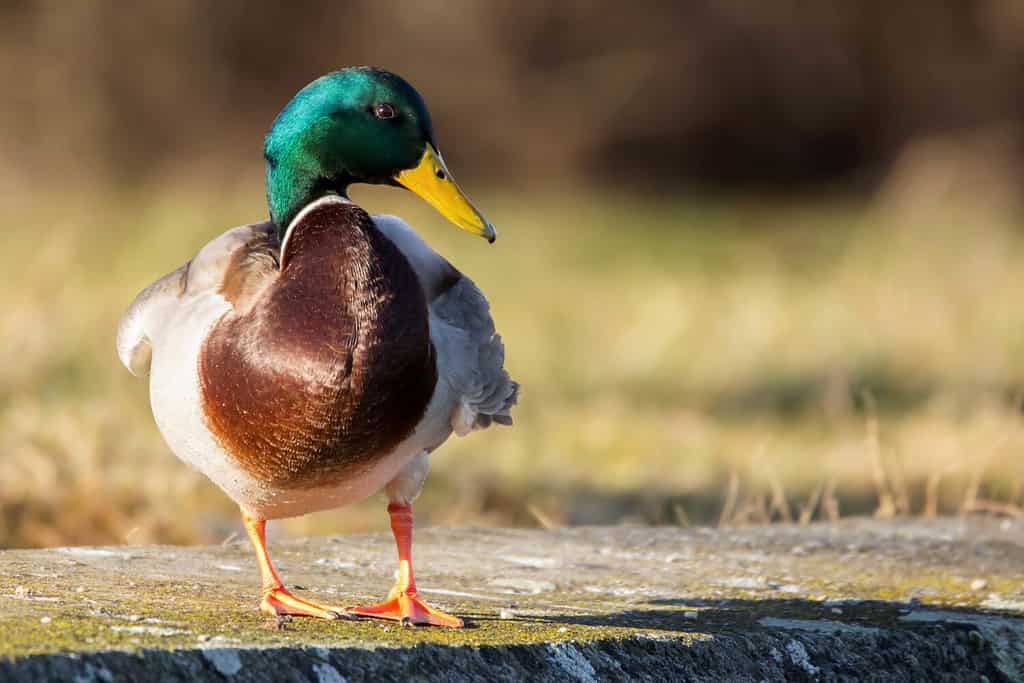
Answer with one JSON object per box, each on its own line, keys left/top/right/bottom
{"left": 264, "top": 67, "right": 495, "bottom": 242}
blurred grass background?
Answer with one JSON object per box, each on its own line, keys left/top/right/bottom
{"left": 3, "top": 1, "right": 1024, "bottom": 547}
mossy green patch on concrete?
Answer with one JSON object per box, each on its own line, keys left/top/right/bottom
{"left": 1, "top": 519, "right": 1022, "bottom": 669}
{"left": 0, "top": 575, "right": 702, "bottom": 659}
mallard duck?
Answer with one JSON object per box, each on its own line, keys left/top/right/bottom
{"left": 116, "top": 67, "right": 517, "bottom": 628}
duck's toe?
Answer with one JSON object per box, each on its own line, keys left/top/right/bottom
{"left": 260, "top": 587, "right": 353, "bottom": 620}
{"left": 349, "top": 590, "right": 464, "bottom": 629}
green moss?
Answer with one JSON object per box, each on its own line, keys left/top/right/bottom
{"left": 0, "top": 607, "right": 699, "bottom": 660}
{"left": 0, "top": 562, "right": 1012, "bottom": 660}
{"left": 3, "top": 522, "right": 1021, "bottom": 661}
{"left": 0, "top": 572, "right": 699, "bottom": 659}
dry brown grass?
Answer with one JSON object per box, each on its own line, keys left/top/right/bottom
{"left": 2, "top": 173, "right": 1024, "bottom": 548}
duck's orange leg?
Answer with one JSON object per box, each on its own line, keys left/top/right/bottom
{"left": 349, "top": 503, "right": 463, "bottom": 628}
{"left": 242, "top": 512, "right": 349, "bottom": 620}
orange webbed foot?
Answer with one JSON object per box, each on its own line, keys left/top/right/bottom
{"left": 242, "top": 514, "right": 353, "bottom": 621}
{"left": 350, "top": 590, "right": 464, "bottom": 628}
{"left": 346, "top": 502, "right": 463, "bottom": 628}
{"left": 260, "top": 587, "right": 352, "bottom": 620}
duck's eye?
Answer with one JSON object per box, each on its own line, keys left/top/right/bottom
{"left": 373, "top": 103, "right": 397, "bottom": 120}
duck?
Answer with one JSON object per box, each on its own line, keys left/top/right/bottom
{"left": 116, "top": 67, "right": 517, "bottom": 628}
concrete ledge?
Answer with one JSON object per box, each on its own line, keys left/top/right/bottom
{"left": 2, "top": 519, "right": 1023, "bottom": 681}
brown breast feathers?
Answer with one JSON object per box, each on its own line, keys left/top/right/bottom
{"left": 199, "top": 200, "right": 437, "bottom": 490}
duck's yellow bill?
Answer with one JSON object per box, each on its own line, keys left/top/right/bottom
{"left": 394, "top": 144, "right": 496, "bottom": 243}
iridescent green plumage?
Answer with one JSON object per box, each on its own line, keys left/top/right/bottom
{"left": 264, "top": 67, "right": 435, "bottom": 234}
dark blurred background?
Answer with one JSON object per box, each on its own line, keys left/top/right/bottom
{"left": 3, "top": 1, "right": 1024, "bottom": 548}
{"left": 4, "top": 1, "right": 1023, "bottom": 192}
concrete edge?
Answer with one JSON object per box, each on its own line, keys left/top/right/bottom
{"left": 2, "top": 614, "right": 1021, "bottom": 682}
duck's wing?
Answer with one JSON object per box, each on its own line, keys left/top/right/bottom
{"left": 374, "top": 215, "right": 518, "bottom": 435}
{"left": 116, "top": 221, "right": 278, "bottom": 377}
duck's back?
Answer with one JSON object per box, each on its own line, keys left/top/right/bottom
{"left": 199, "top": 198, "right": 436, "bottom": 490}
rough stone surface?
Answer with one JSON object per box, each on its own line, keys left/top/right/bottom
{"left": 1, "top": 518, "right": 1023, "bottom": 681}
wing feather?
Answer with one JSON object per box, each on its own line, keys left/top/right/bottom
{"left": 373, "top": 215, "right": 518, "bottom": 435}
{"left": 116, "top": 265, "right": 188, "bottom": 377}
{"left": 115, "top": 221, "right": 276, "bottom": 377}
